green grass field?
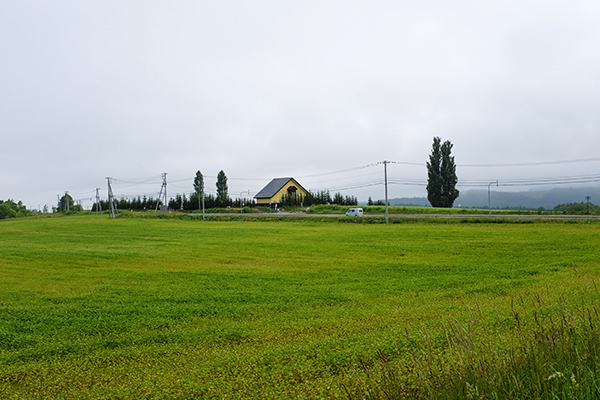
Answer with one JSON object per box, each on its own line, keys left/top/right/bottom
{"left": 1, "top": 214, "right": 600, "bottom": 399}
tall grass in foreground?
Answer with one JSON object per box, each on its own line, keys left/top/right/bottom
{"left": 343, "top": 282, "right": 600, "bottom": 399}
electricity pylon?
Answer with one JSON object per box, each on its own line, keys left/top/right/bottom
{"left": 106, "top": 177, "right": 118, "bottom": 218}
{"left": 95, "top": 188, "right": 102, "bottom": 214}
{"left": 155, "top": 173, "right": 168, "bottom": 213}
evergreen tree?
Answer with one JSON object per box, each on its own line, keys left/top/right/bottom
{"left": 426, "top": 137, "right": 459, "bottom": 208}
{"left": 187, "top": 193, "right": 198, "bottom": 211}
{"left": 204, "top": 194, "right": 216, "bottom": 209}
{"left": 333, "top": 192, "right": 344, "bottom": 205}
{"left": 323, "top": 190, "right": 332, "bottom": 204}
{"left": 57, "top": 193, "right": 74, "bottom": 212}
{"left": 168, "top": 195, "right": 180, "bottom": 210}
{"left": 119, "top": 197, "right": 130, "bottom": 210}
{"left": 367, "top": 197, "right": 373, "bottom": 206}
{"left": 216, "top": 170, "right": 229, "bottom": 207}
{"left": 344, "top": 195, "right": 358, "bottom": 206}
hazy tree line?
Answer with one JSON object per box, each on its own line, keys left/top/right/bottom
{"left": 553, "top": 202, "right": 600, "bottom": 214}
{"left": 366, "top": 197, "right": 387, "bottom": 206}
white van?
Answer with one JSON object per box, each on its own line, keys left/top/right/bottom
{"left": 345, "top": 208, "right": 363, "bottom": 217}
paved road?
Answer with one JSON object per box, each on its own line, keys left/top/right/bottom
{"left": 191, "top": 212, "right": 600, "bottom": 220}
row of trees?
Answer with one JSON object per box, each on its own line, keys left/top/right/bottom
{"left": 92, "top": 193, "right": 255, "bottom": 212}
{"left": 278, "top": 191, "right": 358, "bottom": 208}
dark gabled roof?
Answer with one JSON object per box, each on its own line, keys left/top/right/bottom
{"left": 254, "top": 177, "right": 307, "bottom": 199}
{"left": 254, "top": 178, "right": 292, "bottom": 199}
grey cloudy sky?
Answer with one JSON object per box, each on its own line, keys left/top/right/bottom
{"left": 2, "top": 1, "right": 600, "bottom": 209}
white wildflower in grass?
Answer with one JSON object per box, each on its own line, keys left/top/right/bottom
{"left": 571, "top": 373, "right": 578, "bottom": 387}
{"left": 546, "top": 372, "right": 564, "bottom": 381}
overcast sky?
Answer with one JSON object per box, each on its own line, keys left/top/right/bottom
{"left": 2, "top": 1, "right": 600, "bottom": 209}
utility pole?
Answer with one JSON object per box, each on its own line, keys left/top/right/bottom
{"left": 195, "top": 172, "right": 206, "bottom": 220}
{"left": 383, "top": 161, "right": 389, "bottom": 224}
{"left": 586, "top": 196, "right": 591, "bottom": 215}
{"left": 155, "top": 173, "right": 168, "bottom": 213}
{"left": 95, "top": 188, "right": 102, "bottom": 214}
{"left": 106, "top": 177, "right": 118, "bottom": 218}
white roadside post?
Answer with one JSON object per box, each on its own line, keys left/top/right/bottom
{"left": 240, "top": 190, "right": 250, "bottom": 213}
{"left": 488, "top": 180, "right": 498, "bottom": 216}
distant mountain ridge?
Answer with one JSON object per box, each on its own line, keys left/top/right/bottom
{"left": 381, "top": 186, "right": 600, "bottom": 210}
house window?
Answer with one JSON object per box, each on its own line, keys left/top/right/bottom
{"left": 287, "top": 186, "right": 298, "bottom": 197}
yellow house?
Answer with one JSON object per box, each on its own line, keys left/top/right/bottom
{"left": 254, "top": 177, "right": 308, "bottom": 204}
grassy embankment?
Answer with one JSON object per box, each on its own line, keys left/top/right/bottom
{"left": 1, "top": 214, "right": 600, "bottom": 398}
{"left": 304, "top": 204, "right": 598, "bottom": 216}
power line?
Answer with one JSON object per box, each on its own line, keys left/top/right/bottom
{"left": 387, "top": 173, "right": 600, "bottom": 188}
{"left": 311, "top": 180, "right": 384, "bottom": 192}
{"left": 302, "top": 171, "right": 382, "bottom": 186}
{"left": 390, "top": 156, "right": 600, "bottom": 168}
{"left": 457, "top": 157, "right": 600, "bottom": 168}
{"left": 102, "top": 155, "right": 600, "bottom": 189}
{"left": 88, "top": 157, "right": 600, "bottom": 204}
{"left": 295, "top": 162, "right": 382, "bottom": 178}
{"left": 112, "top": 175, "right": 163, "bottom": 184}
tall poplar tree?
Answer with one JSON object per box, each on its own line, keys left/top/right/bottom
{"left": 426, "top": 137, "right": 459, "bottom": 208}
{"left": 216, "top": 170, "right": 229, "bottom": 207}
{"left": 193, "top": 170, "right": 204, "bottom": 210}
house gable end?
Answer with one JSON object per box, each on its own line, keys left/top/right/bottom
{"left": 254, "top": 177, "right": 308, "bottom": 204}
